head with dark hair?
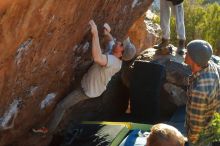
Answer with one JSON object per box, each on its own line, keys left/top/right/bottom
{"left": 112, "top": 37, "right": 136, "bottom": 61}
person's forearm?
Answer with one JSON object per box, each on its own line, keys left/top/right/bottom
{"left": 91, "top": 31, "right": 108, "bottom": 66}
{"left": 89, "top": 20, "right": 107, "bottom": 66}
{"left": 104, "top": 31, "right": 114, "bottom": 42}
{"left": 92, "top": 32, "right": 102, "bottom": 60}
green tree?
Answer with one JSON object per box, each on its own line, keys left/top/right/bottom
{"left": 198, "top": 112, "right": 220, "bottom": 145}
{"left": 175, "top": 0, "right": 220, "bottom": 54}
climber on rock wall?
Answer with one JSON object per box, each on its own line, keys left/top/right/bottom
{"left": 32, "top": 20, "right": 136, "bottom": 135}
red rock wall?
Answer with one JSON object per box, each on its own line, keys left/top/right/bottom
{"left": 128, "top": 11, "right": 160, "bottom": 54}
{"left": 0, "top": 0, "right": 153, "bottom": 145}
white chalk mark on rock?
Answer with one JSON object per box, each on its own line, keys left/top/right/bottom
{"left": 40, "top": 93, "right": 56, "bottom": 109}
{"left": 0, "top": 99, "right": 22, "bottom": 130}
{"left": 15, "top": 39, "right": 33, "bottom": 65}
{"left": 132, "top": 0, "right": 142, "bottom": 8}
{"left": 82, "top": 42, "right": 89, "bottom": 53}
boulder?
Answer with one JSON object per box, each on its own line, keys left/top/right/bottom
{"left": 122, "top": 46, "right": 191, "bottom": 119}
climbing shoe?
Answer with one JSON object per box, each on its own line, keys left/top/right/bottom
{"left": 32, "top": 127, "right": 48, "bottom": 134}
{"left": 153, "top": 38, "right": 169, "bottom": 50}
{"left": 177, "top": 39, "right": 186, "bottom": 55}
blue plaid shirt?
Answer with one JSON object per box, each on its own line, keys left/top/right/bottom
{"left": 186, "top": 60, "right": 220, "bottom": 144}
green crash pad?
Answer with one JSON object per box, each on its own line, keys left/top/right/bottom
{"left": 61, "top": 121, "right": 152, "bottom": 146}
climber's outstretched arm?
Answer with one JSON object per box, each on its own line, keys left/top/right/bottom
{"left": 89, "top": 20, "right": 107, "bottom": 66}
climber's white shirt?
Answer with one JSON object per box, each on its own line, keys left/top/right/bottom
{"left": 81, "top": 54, "right": 122, "bottom": 98}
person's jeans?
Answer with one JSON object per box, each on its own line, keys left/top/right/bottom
{"left": 167, "top": 106, "right": 186, "bottom": 135}
{"left": 47, "top": 88, "right": 89, "bottom": 133}
{"left": 160, "top": 0, "right": 186, "bottom": 40}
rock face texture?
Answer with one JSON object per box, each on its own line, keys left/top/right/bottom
{"left": 0, "top": 0, "right": 154, "bottom": 145}
{"left": 128, "top": 10, "right": 160, "bottom": 54}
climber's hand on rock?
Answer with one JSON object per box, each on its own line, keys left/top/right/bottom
{"left": 103, "top": 29, "right": 108, "bottom": 35}
{"left": 89, "top": 20, "right": 98, "bottom": 35}
{"left": 103, "top": 23, "right": 111, "bottom": 35}
{"left": 104, "top": 22, "right": 111, "bottom": 31}
{"left": 104, "top": 28, "right": 112, "bottom": 36}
